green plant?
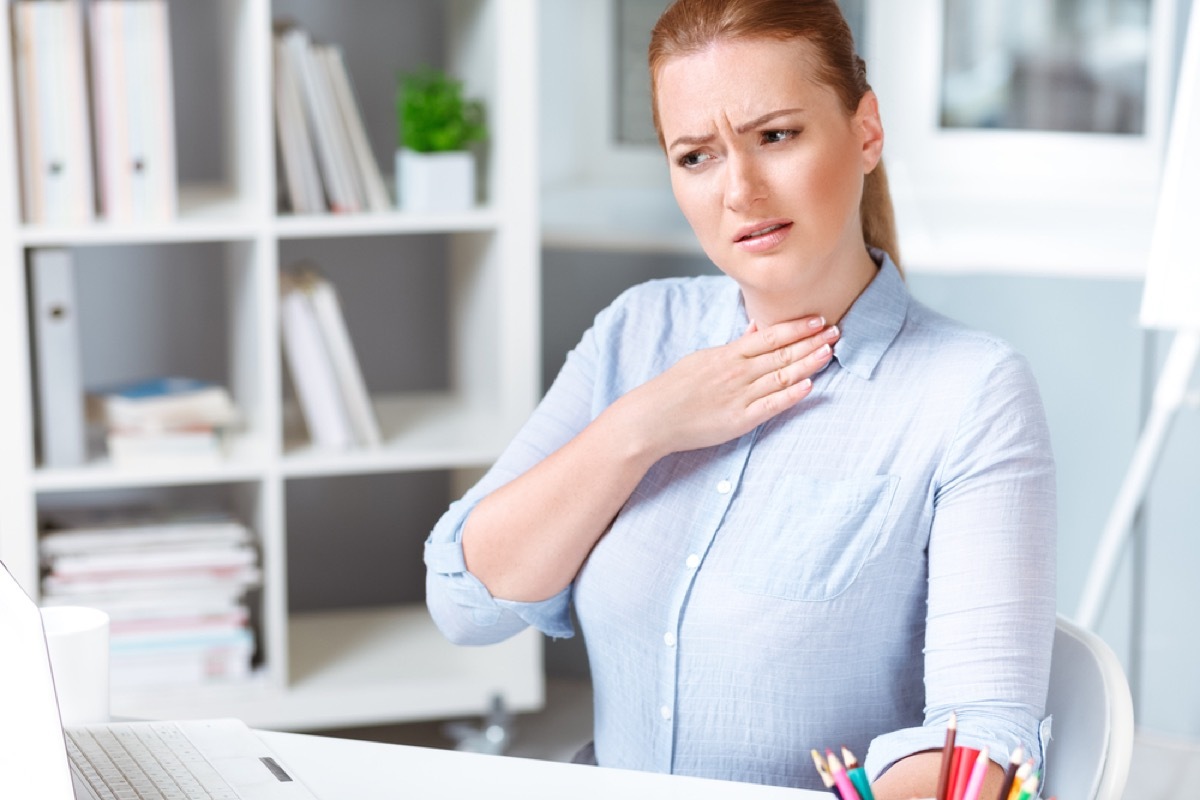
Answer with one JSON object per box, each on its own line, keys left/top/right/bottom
{"left": 396, "top": 67, "right": 486, "bottom": 152}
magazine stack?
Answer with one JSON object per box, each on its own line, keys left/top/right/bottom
{"left": 39, "top": 508, "right": 260, "bottom": 690}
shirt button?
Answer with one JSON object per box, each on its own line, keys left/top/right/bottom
{"left": 663, "top": 632, "right": 677, "bottom": 647}
{"left": 660, "top": 705, "right": 672, "bottom": 721}
{"left": 685, "top": 554, "right": 701, "bottom": 569}
{"left": 716, "top": 479, "right": 732, "bottom": 494}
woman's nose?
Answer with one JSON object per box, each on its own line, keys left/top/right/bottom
{"left": 724, "top": 152, "right": 767, "bottom": 212}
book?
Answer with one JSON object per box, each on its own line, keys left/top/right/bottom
{"left": 281, "top": 28, "right": 361, "bottom": 213}
{"left": 319, "top": 44, "right": 391, "bottom": 212}
{"left": 11, "top": 1, "right": 95, "bottom": 225}
{"left": 89, "top": 0, "right": 178, "bottom": 222}
{"left": 50, "top": 544, "right": 257, "bottom": 579}
{"left": 109, "top": 631, "right": 254, "bottom": 688}
{"left": 40, "top": 509, "right": 251, "bottom": 556}
{"left": 280, "top": 272, "right": 355, "bottom": 449}
{"left": 274, "top": 36, "right": 325, "bottom": 214}
{"left": 28, "top": 249, "right": 87, "bottom": 467}
{"left": 307, "top": 274, "right": 382, "bottom": 447}
{"left": 272, "top": 25, "right": 389, "bottom": 215}
{"left": 87, "top": 377, "right": 238, "bottom": 431}
{"left": 105, "top": 426, "right": 225, "bottom": 468}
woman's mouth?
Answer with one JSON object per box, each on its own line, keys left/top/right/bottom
{"left": 735, "top": 221, "right": 793, "bottom": 251}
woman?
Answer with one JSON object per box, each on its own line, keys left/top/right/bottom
{"left": 425, "top": 1, "right": 1055, "bottom": 796}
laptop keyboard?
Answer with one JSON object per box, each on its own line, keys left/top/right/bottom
{"left": 66, "top": 723, "right": 239, "bottom": 800}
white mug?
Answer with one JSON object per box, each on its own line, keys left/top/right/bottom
{"left": 41, "top": 606, "right": 110, "bottom": 726}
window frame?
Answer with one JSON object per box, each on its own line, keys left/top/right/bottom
{"left": 868, "top": 0, "right": 1181, "bottom": 204}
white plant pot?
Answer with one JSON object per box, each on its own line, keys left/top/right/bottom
{"left": 396, "top": 148, "right": 476, "bottom": 212}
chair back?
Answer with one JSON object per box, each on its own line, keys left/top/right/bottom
{"left": 1042, "top": 614, "right": 1135, "bottom": 800}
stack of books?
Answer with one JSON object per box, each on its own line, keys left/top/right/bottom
{"left": 280, "top": 268, "right": 381, "bottom": 450}
{"left": 10, "top": 0, "right": 177, "bottom": 224}
{"left": 273, "top": 23, "right": 390, "bottom": 215}
{"left": 87, "top": 377, "right": 239, "bottom": 467}
{"left": 39, "top": 509, "right": 261, "bottom": 689}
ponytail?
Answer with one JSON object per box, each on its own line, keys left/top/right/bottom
{"left": 862, "top": 159, "right": 901, "bottom": 273}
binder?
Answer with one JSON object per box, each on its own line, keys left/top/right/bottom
{"left": 279, "top": 274, "right": 355, "bottom": 450}
{"left": 89, "top": 0, "right": 178, "bottom": 222}
{"left": 28, "top": 249, "right": 87, "bottom": 467}
{"left": 11, "top": 1, "right": 95, "bottom": 225}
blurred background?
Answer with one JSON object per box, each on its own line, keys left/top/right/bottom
{"left": 10, "top": 0, "right": 1199, "bottom": 788}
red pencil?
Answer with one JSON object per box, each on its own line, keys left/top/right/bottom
{"left": 961, "top": 747, "right": 990, "bottom": 800}
{"left": 935, "top": 712, "right": 958, "bottom": 800}
{"left": 948, "top": 746, "right": 980, "bottom": 800}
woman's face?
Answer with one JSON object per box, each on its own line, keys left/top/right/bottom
{"left": 656, "top": 36, "right": 883, "bottom": 304}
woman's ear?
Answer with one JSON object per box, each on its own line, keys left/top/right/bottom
{"left": 856, "top": 90, "right": 884, "bottom": 174}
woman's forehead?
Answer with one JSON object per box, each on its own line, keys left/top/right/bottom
{"left": 655, "top": 38, "right": 838, "bottom": 134}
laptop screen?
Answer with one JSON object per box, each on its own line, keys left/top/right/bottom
{"left": 0, "top": 561, "right": 77, "bottom": 799}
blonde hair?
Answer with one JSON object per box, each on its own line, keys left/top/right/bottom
{"left": 649, "top": 0, "right": 901, "bottom": 268}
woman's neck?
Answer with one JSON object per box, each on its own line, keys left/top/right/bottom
{"left": 742, "top": 246, "right": 880, "bottom": 328}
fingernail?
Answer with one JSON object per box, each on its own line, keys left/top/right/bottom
{"left": 809, "top": 316, "right": 825, "bottom": 330}
{"left": 818, "top": 343, "right": 832, "bottom": 357}
{"left": 825, "top": 325, "right": 840, "bottom": 340}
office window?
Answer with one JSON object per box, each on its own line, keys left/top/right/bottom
{"left": 614, "top": 0, "right": 668, "bottom": 146}
{"left": 940, "top": 0, "right": 1152, "bottom": 135}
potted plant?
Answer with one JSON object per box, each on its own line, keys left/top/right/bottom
{"left": 395, "top": 67, "right": 486, "bottom": 211}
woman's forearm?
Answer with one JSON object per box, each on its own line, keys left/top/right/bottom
{"left": 871, "top": 751, "right": 1003, "bottom": 800}
{"left": 460, "top": 397, "right": 662, "bottom": 602}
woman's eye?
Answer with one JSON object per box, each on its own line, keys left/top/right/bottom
{"left": 762, "top": 129, "right": 798, "bottom": 144}
{"left": 678, "top": 151, "right": 711, "bottom": 168}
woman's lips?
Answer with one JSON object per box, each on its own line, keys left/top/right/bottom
{"left": 734, "top": 221, "right": 793, "bottom": 252}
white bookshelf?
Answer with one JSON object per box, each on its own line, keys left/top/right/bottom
{"left": 0, "top": 0, "right": 543, "bottom": 729}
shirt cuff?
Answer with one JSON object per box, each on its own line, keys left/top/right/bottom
{"left": 864, "top": 715, "right": 1051, "bottom": 785}
{"left": 496, "top": 588, "right": 575, "bottom": 639}
{"left": 424, "top": 537, "right": 576, "bottom": 640}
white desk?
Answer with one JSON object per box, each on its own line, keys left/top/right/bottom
{"left": 258, "top": 730, "right": 833, "bottom": 799}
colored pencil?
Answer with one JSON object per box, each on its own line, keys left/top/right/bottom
{"left": 1006, "top": 760, "right": 1033, "bottom": 800}
{"left": 960, "top": 747, "right": 989, "bottom": 800}
{"left": 811, "top": 749, "right": 843, "bottom": 799}
{"left": 1015, "top": 773, "right": 1039, "bottom": 800}
{"left": 935, "top": 712, "right": 958, "bottom": 800}
{"left": 826, "top": 749, "right": 862, "bottom": 800}
{"left": 949, "top": 747, "right": 980, "bottom": 800}
{"left": 995, "top": 745, "right": 1023, "bottom": 800}
{"left": 841, "top": 746, "right": 876, "bottom": 800}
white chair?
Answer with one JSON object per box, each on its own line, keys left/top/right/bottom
{"left": 1042, "top": 614, "right": 1135, "bottom": 800}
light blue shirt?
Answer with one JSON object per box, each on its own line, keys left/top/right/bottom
{"left": 425, "top": 253, "right": 1056, "bottom": 791}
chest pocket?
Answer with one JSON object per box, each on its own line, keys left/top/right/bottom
{"left": 732, "top": 474, "right": 899, "bottom": 602}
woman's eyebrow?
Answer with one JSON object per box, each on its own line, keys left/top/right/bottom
{"left": 667, "top": 107, "right": 806, "bottom": 151}
{"left": 668, "top": 132, "right": 715, "bottom": 151}
{"left": 735, "top": 107, "right": 805, "bottom": 134}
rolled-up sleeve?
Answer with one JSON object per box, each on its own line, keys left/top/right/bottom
{"left": 865, "top": 348, "right": 1057, "bottom": 780}
{"left": 424, "top": 303, "right": 614, "bottom": 645}
{"left": 424, "top": 496, "right": 575, "bottom": 643}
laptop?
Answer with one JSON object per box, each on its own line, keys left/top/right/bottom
{"left": 0, "top": 560, "right": 320, "bottom": 799}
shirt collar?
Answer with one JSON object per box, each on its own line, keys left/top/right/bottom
{"left": 833, "top": 248, "right": 908, "bottom": 380}
{"left": 718, "top": 249, "right": 908, "bottom": 380}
